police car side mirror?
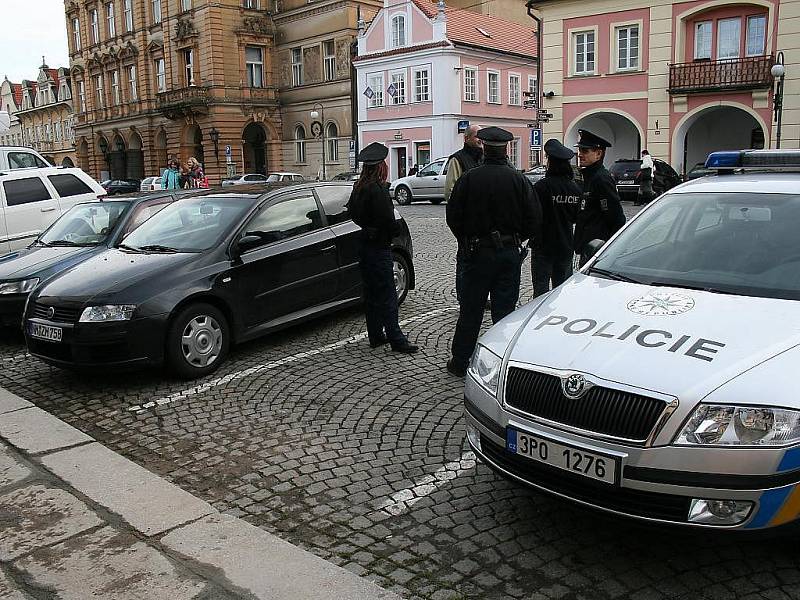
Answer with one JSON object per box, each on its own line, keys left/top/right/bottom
{"left": 585, "top": 239, "right": 606, "bottom": 260}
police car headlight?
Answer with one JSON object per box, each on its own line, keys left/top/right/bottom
{"left": 0, "top": 278, "right": 39, "bottom": 295}
{"left": 675, "top": 405, "right": 800, "bottom": 446}
{"left": 79, "top": 305, "right": 136, "bottom": 322}
{"left": 468, "top": 345, "right": 502, "bottom": 395}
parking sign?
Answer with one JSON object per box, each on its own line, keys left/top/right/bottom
{"left": 530, "top": 128, "right": 542, "bottom": 149}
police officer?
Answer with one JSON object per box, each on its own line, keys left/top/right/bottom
{"left": 348, "top": 142, "right": 418, "bottom": 354}
{"left": 446, "top": 127, "right": 542, "bottom": 377}
{"left": 573, "top": 129, "right": 626, "bottom": 266}
{"left": 531, "top": 139, "right": 582, "bottom": 297}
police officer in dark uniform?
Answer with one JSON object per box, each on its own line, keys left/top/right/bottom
{"left": 573, "top": 129, "right": 626, "bottom": 266}
{"left": 531, "top": 139, "right": 582, "bottom": 297}
{"left": 446, "top": 127, "right": 542, "bottom": 377}
{"left": 348, "top": 142, "right": 418, "bottom": 354}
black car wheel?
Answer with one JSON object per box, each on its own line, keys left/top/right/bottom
{"left": 166, "top": 303, "right": 229, "bottom": 379}
{"left": 430, "top": 198, "right": 443, "bottom": 205}
{"left": 393, "top": 251, "right": 410, "bottom": 305}
{"left": 395, "top": 185, "right": 412, "bottom": 205}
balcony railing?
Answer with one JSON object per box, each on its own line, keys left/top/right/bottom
{"left": 668, "top": 55, "right": 774, "bottom": 94}
{"left": 157, "top": 86, "right": 210, "bottom": 108}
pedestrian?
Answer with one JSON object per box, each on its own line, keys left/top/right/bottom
{"left": 444, "top": 124, "right": 483, "bottom": 305}
{"left": 446, "top": 126, "right": 542, "bottom": 377}
{"left": 347, "top": 142, "right": 418, "bottom": 354}
{"left": 161, "top": 158, "right": 182, "bottom": 190}
{"left": 188, "top": 157, "right": 205, "bottom": 188}
{"left": 531, "top": 139, "right": 582, "bottom": 297}
{"left": 179, "top": 162, "right": 191, "bottom": 188}
{"left": 636, "top": 149, "right": 655, "bottom": 206}
{"left": 408, "top": 163, "right": 419, "bottom": 176}
{"left": 573, "top": 129, "right": 626, "bottom": 267}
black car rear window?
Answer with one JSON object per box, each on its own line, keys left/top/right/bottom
{"left": 315, "top": 186, "right": 352, "bottom": 225}
{"left": 3, "top": 177, "right": 52, "bottom": 206}
{"left": 610, "top": 161, "right": 641, "bottom": 175}
{"left": 48, "top": 174, "right": 94, "bottom": 197}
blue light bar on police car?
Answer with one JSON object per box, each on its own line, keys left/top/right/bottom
{"left": 705, "top": 149, "right": 800, "bottom": 169}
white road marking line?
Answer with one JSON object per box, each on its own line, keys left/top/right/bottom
{"left": 377, "top": 451, "right": 476, "bottom": 516}
{"left": 129, "top": 306, "right": 457, "bottom": 413}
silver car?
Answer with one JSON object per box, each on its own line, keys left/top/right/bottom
{"left": 390, "top": 158, "right": 448, "bottom": 205}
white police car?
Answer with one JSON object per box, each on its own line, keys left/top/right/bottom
{"left": 465, "top": 150, "right": 800, "bottom": 530}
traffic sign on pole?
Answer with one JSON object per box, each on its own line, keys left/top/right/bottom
{"left": 530, "top": 128, "right": 542, "bottom": 149}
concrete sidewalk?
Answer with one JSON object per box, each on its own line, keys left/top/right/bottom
{"left": 0, "top": 388, "right": 401, "bottom": 600}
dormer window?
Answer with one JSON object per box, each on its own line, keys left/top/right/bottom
{"left": 391, "top": 14, "right": 406, "bottom": 48}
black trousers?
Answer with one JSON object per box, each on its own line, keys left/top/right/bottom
{"left": 359, "top": 245, "right": 406, "bottom": 345}
{"left": 450, "top": 246, "right": 522, "bottom": 369}
{"left": 455, "top": 247, "right": 466, "bottom": 303}
{"left": 532, "top": 250, "right": 573, "bottom": 298}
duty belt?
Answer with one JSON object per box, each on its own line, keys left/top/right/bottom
{"left": 471, "top": 232, "right": 520, "bottom": 249}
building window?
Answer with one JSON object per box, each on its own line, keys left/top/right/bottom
{"left": 90, "top": 9, "right": 99, "bottom": 44}
{"left": 574, "top": 31, "right": 595, "bottom": 74}
{"left": 326, "top": 122, "right": 338, "bottom": 161}
{"left": 509, "top": 138, "right": 520, "bottom": 169}
{"left": 323, "top": 40, "right": 336, "bottom": 82}
{"left": 155, "top": 58, "right": 166, "bottom": 91}
{"left": 124, "top": 0, "right": 134, "bottom": 31}
{"left": 291, "top": 48, "right": 303, "bottom": 86}
{"left": 390, "top": 70, "right": 406, "bottom": 104}
{"left": 717, "top": 17, "right": 741, "bottom": 60}
{"left": 111, "top": 70, "right": 120, "bottom": 104}
{"left": 72, "top": 17, "right": 81, "bottom": 51}
{"left": 487, "top": 70, "right": 499, "bottom": 103}
{"left": 94, "top": 75, "right": 104, "bottom": 108}
{"left": 413, "top": 68, "right": 429, "bottom": 102}
{"left": 295, "top": 125, "right": 306, "bottom": 163}
{"left": 694, "top": 21, "right": 712, "bottom": 60}
{"left": 152, "top": 0, "right": 162, "bottom": 23}
{"left": 128, "top": 66, "right": 138, "bottom": 100}
{"left": 464, "top": 67, "right": 477, "bottom": 102}
{"left": 508, "top": 74, "right": 521, "bottom": 105}
{"left": 106, "top": 2, "right": 115, "bottom": 38}
{"left": 78, "top": 80, "right": 86, "bottom": 111}
{"left": 391, "top": 14, "right": 406, "bottom": 48}
{"left": 246, "top": 46, "right": 264, "bottom": 88}
{"left": 183, "top": 49, "right": 195, "bottom": 86}
{"left": 528, "top": 75, "right": 538, "bottom": 100}
{"left": 367, "top": 73, "right": 383, "bottom": 107}
{"left": 616, "top": 25, "right": 639, "bottom": 70}
{"left": 243, "top": 0, "right": 259, "bottom": 7}
{"left": 746, "top": 15, "right": 766, "bottom": 56}
{"left": 181, "top": 0, "right": 191, "bottom": 11}
{"left": 45, "top": 124, "right": 51, "bottom": 142}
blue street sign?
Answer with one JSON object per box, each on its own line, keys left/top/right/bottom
{"left": 530, "top": 128, "right": 542, "bottom": 149}
{"left": 457, "top": 119, "right": 469, "bottom": 133}
{"left": 224, "top": 144, "right": 232, "bottom": 158}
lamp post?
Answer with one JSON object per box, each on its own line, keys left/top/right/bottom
{"left": 98, "top": 137, "right": 109, "bottom": 177}
{"left": 208, "top": 126, "right": 220, "bottom": 160}
{"left": 310, "top": 102, "right": 326, "bottom": 180}
{"left": 771, "top": 52, "right": 786, "bottom": 149}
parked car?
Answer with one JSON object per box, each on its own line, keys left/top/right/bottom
{"left": 221, "top": 174, "right": 269, "bottom": 187}
{"left": 266, "top": 172, "right": 305, "bottom": 182}
{"left": 101, "top": 179, "right": 141, "bottom": 196}
{"left": 0, "top": 191, "right": 185, "bottom": 327}
{"left": 390, "top": 158, "right": 448, "bottom": 205}
{"left": 332, "top": 171, "right": 360, "bottom": 182}
{"left": 140, "top": 176, "right": 163, "bottom": 192}
{"left": 0, "top": 167, "right": 106, "bottom": 254}
{"left": 23, "top": 182, "right": 415, "bottom": 378}
{"left": 685, "top": 162, "right": 716, "bottom": 180}
{"left": 0, "top": 146, "right": 51, "bottom": 170}
{"left": 610, "top": 158, "right": 681, "bottom": 201}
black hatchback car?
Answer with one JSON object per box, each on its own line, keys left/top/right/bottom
{"left": 101, "top": 179, "right": 141, "bottom": 195}
{"left": 24, "top": 183, "right": 415, "bottom": 378}
{"left": 610, "top": 158, "right": 681, "bottom": 202}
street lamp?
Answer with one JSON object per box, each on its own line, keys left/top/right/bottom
{"left": 208, "top": 126, "right": 220, "bottom": 159}
{"left": 771, "top": 52, "right": 786, "bottom": 149}
{"left": 310, "top": 102, "right": 326, "bottom": 180}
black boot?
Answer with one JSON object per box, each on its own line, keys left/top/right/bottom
{"left": 369, "top": 336, "right": 389, "bottom": 348}
{"left": 447, "top": 359, "right": 467, "bottom": 377}
{"left": 391, "top": 340, "right": 418, "bottom": 354}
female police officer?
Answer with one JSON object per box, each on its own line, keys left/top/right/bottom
{"left": 348, "top": 142, "right": 418, "bottom": 353}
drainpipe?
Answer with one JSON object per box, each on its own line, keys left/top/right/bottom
{"left": 350, "top": 7, "right": 364, "bottom": 168}
{"left": 526, "top": 1, "right": 544, "bottom": 165}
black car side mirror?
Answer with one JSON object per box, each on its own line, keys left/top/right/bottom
{"left": 585, "top": 239, "right": 606, "bottom": 260}
{"left": 237, "top": 234, "right": 263, "bottom": 253}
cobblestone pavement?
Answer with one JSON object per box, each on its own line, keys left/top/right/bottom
{"left": 1, "top": 201, "right": 799, "bottom": 600}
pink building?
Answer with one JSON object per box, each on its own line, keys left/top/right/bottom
{"left": 355, "top": 0, "right": 538, "bottom": 179}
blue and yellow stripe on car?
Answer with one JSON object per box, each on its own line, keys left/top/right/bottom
{"left": 746, "top": 447, "right": 800, "bottom": 528}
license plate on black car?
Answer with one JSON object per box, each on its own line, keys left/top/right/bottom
{"left": 619, "top": 180, "right": 635, "bottom": 185}
{"left": 29, "top": 322, "right": 62, "bottom": 342}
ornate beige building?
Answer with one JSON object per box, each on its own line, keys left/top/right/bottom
{"left": 0, "top": 79, "right": 25, "bottom": 147}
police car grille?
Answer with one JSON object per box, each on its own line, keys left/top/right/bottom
{"left": 504, "top": 367, "right": 667, "bottom": 442}
{"left": 32, "top": 303, "right": 80, "bottom": 323}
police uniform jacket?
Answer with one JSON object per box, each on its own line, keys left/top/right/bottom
{"left": 347, "top": 181, "right": 399, "bottom": 247}
{"left": 446, "top": 157, "right": 542, "bottom": 244}
{"left": 574, "top": 161, "right": 626, "bottom": 254}
{"left": 533, "top": 174, "right": 582, "bottom": 259}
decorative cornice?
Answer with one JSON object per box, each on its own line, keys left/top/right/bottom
{"left": 272, "top": 0, "right": 348, "bottom": 25}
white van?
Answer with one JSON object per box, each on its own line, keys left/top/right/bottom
{"left": 0, "top": 167, "right": 106, "bottom": 253}
{"left": 0, "top": 147, "right": 52, "bottom": 170}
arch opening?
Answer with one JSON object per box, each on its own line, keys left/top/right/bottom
{"left": 243, "top": 122, "right": 269, "bottom": 175}
{"left": 565, "top": 111, "right": 642, "bottom": 167}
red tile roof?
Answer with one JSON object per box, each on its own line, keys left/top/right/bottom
{"left": 11, "top": 84, "right": 22, "bottom": 107}
{"left": 352, "top": 40, "right": 450, "bottom": 62}
{"left": 45, "top": 69, "right": 59, "bottom": 87}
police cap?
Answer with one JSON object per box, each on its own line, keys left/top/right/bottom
{"left": 575, "top": 129, "right": 612, "bottom": 149}
{"left": 477, "top": 126, "right": 513, "bottom": 146}
{"left": 543, "top": 138, "right": 575, "bottom": 160}
{"left": 357, "top": 142, "right": 389, "bottom": 165}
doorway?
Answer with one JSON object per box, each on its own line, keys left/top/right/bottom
{"left": 394, "top": 147, "right": 407, "bottom": 179}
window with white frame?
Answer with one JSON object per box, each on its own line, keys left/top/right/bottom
{"left": 717, "top": 18, "right": 741, "bottom": 59}
{"left": 391, "top": 14, "right": 406, "bottom": 48}
{"left": 573, "top": 30, "right": 595, "bottom": 74}
{"left": 295, "top": 125, "right": 306, "bottom": 163}
{"left": 90, "top": 9, "right": 99, "bottom": 44}
{"left": 367, "top": 73, "right": 383, "bottom": 107}
{"left": 528, "top": 75, "right": 538, "bottom": 100}
{"left": 111, "top": 70, "right": 120, "bottom": 104}
{"left": 246, "top": 46, "right": 264, "bottom": 87}
{"left": 94, "top": 75, "right": 104, "bottom": 108}
{"left": 291, "top": 48, "right": 303, "bottom": 86}
{"left": 155, "top": 58, "right": 166, "bottom": 91}
{"left": 106, "top": 2, "right": 115, "bottom": 38}
{"left": 413, "top": 68, "right": 429, "bottom": 102}
{"left": 181, "top": 0, "right": 192, "bottom": 11}
{"left": 128, "top": 66, "right": 137, "bottom": 100}
{"left": 746, "top": 15, "right": 766, "bottom": 56}
{"left": 464, "top": 67, "right": 477, "bottom": 101}
{"left": 323, "top": 40, "right": 336, "bottom": 82}
{"left": 326, "top": 122, "right": 338, "bottom": 161}
{"left": 72, "top": 18, "right": 81, "bottom": 51}
{"left": 508, "top": 74, "right": 521, "bottom": 105}
{"left": 183, "top": 49, "right": 195, "bottom": 86}
{"left": 124, "top": 0, "right": 133, "bottom": 31}
{"left": 390, "top": 70, "right": 406, "bottom": 104}
{"left": 487, "top": 70, "right": 499, "bottom": 103}
{"left": 243, "top": 0, "right": 259, "bottom": 7}
{"left": 694, "top": 21, "right": 712, "bottom": 59}
{"left": 616, "top": 24, "right": 639, "bottom": 70}
{"left": 78, "top": 80, "right": 86, "bottom": 111}
{"left": 45, "top": 124, "right": 51, "bottom": 142}
{"left": 152, "top": 0, "right": 162, "bottom": 24}
{"left": 509, "top": 138, "right": 520, "bottom": 169}
{"left": 55, "top": 122, "right": 61, "bottom": 142}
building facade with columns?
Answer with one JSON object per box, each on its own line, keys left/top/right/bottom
{"left": 527, "top": 0, "right": 800, "bottom": 176}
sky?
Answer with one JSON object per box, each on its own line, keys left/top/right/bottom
{"left": 0, "top": 0, "right": 70, "bottom": 83}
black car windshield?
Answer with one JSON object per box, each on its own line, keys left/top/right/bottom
{"left": 121, "top": 196, "right": 253, "bottom": 252}
{"left": 40, "top": 201, "right": 130, "bottom": 246}
{"left": 592, "top": 192, "right": 800, "bottom": 301}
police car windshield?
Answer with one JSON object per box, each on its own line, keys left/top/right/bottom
{"left": 593, "top": 192, "right": 800, "bottom": 301}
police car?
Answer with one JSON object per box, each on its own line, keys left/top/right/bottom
{"left": 465, "top": 150, "right": 800, "bottom": 530}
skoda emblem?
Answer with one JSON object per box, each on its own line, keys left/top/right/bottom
{"left": 562, "top": 374, "right": 589, "bottom": 399}
{"left": 46, "top": 306, "right": 55, "bottom": 320}
{"left": 627, "top": 292, "right": 695, "bottom": 316}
